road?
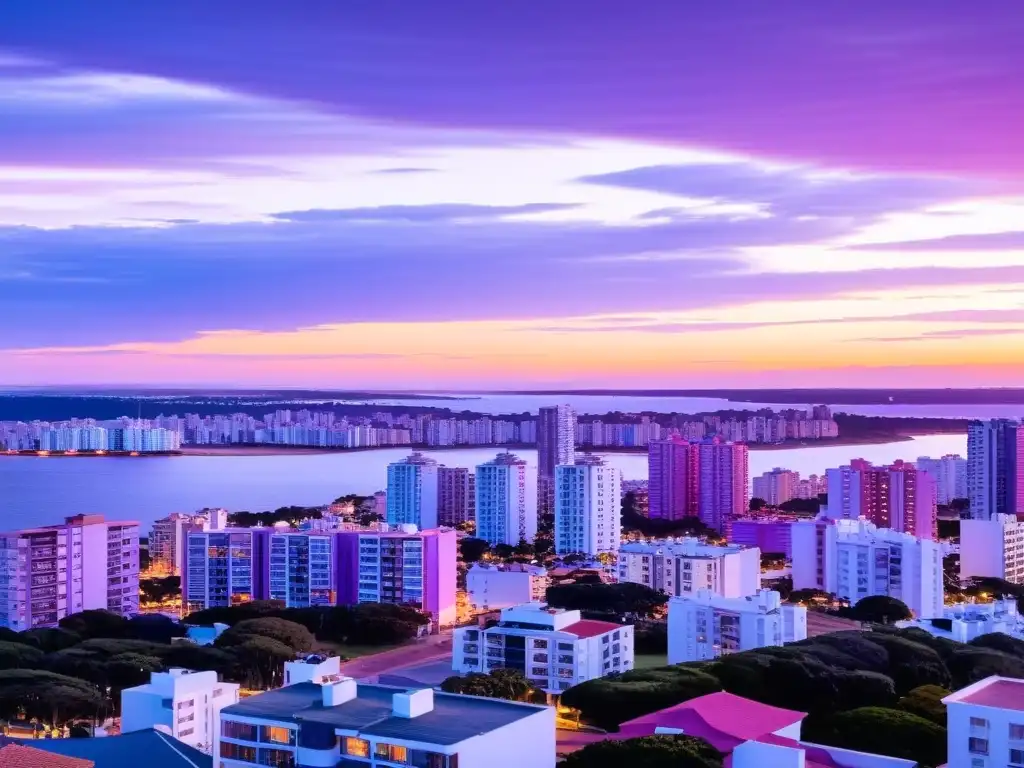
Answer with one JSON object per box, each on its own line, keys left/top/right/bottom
{"left": 339, "top": 634, "right": 453, "bottom": 681}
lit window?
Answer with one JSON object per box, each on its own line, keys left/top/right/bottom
{"left": 344, "top": 738, "right": 370, "bottom": 758}
{"left": 260, "top": 726, "right": 294, "bottom": 746}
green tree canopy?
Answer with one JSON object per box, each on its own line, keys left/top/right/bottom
{"left": 440, "top": 669, "right": 536, "bottom": 701}
{"left": 559, "top": 735, "right": 723, "bottom": 768}
{"left": 59, "top": 610, "right": 129, "bottom": 640}
{"left": 545, "top": 582, "right": 666, "bottom": 620}
{"left": 0, "top": 641, "right": 45, "bottom": 670}
{"left": 459, "top": 537, "right": 491, "bottom": 563}
{"left": 805, "top": 707, "right": 946, "bottom": 767}
{"left": 0, "top": 669, "right": 107, "bottom": 727}
{"left": 216, "top": 617, "right": 315, "bottom": 653}
{"left": 897, "top": 684, "right": 951, "bottom": 726}
{"left": 849, "top": 596, "right": 912, "bottom": 624}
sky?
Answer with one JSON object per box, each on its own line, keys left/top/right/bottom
{"left": 2, "top": 2, "right": 1024, "bottom": 389}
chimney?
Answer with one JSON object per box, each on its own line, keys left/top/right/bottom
{"left": 392, "top": 689, "right": 434, "bottom": 719}
{"left": 321, "top": 678, "right": 358, "bottom": 707}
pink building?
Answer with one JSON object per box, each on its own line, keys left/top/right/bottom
{"left": 728, "top": 515, "right": 799, "bottom": 558}
{"left": 648, "top": 436, "right": 698, "bottom": 520}
{"left": 826, "top": 459, "right": 937, "bottom": 540}
{"left": 437, "top": 466, "right": 474, "bottom": 526}
{"left": 698, "top": 439, "right": 750, "bottom": 533}
{"left": 752, "top": 468, "right": 798, "bottom": 506}
{"left": 0, "top": 514, "right": 140, "bottom": 631}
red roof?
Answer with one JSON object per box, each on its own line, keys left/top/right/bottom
{"left": 560, "top": 619, "right": 623, "bottom": 639}
{"left": 617, "top": 691, "right": 806, "bottom": 752}
{"left": 959, "top": 679, "right": 1024, "bottom": 711}
{"left": 0, "top": 745, "right": 93, "bottom": 768}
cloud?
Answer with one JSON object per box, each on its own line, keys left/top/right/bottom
{"left": 858, "top": 327, "right": 1024, "bottom": 342}
{"left": 369, "top": 167, "right": 438, "bottom": 175}
{"left": 846, "top": 231, "right": 1024, "bottom": 252}
{"left": 270, "top": 203, "right": 582, "bottom": 223}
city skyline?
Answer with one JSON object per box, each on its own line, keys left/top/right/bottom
{"left": 3, "top": 4, "right": 1024, "bottom": 387}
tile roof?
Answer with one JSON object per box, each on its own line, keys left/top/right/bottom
{"left": 0, "top": 745, "right": 93, "bottom": 768}
{"left": 560, "top": 619, "right": 623, "bottom": 639}
{"left": 221, "top": 682, "right": 546, "bottom": 746}
{"left": 617, "top": 691, "right": 806, "bottom": 752}
{"left": 0, "top": 730, "right": 211, "bottom": 768}
{"left": 958, "top": 679, "right": 1024, "bottom": 711}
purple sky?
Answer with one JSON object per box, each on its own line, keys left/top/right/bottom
{"left": 2, "top": 2, "right": 1024, "bottom": 387}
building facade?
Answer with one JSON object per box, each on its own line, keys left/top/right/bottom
{"left": 825, "top": 460, "right": 938, "bottom": 541}
{"left": 466, "top": 563, "right": 549, "bottom": 612}
{"left": 385, "top": 453, "right": 439, "bottom": 529}
{"left": 751, "top": 468, "right": 798, "bottom": 506}
{"left": 182, "top": 529, "right": 268, "bottom": 615}
{"left": 218, "top": 676, "right": 556, "bottom": 768}
{"left": 917, "top": 454, "right": 968, "bottom": 505}
{"left": 121, "top": 668, "right": 240, "bottom": 753}
{"left": 667, "top": 589, "right": 807, "bottom": 663}
{"left": 647, "top": 436, "right": 698, "bottom": 520}
{"left": 452, "top": 603, "right": 633, "bottom": 695}
{"left": 727, "top": 516, "right": 797, "bottom": 559}
{"left": 968, "top": 419, "right": 1024, "bottom": 520}
{"left": 943, "top": 676, "right": 1024, "bottom": 768}
{"left": 617, "top": 539, "right": 761, "bottom": 598}
{"left": 961, "top": 514, "right": 1024, "bottom": 585}
{"left": 475, "top": 453, "right": 538, "bottom": 546}
{"left": 0, "top": 514, "right": 139, "bottom": 631}
{"left": 791, "top": 517, "right": 944, "bottom": 617}
{"left": 437, "top": 467, "right": 474, "bottom": 527}
{"left": 553, "top": 455, "right": 621, "bottom": 556}
{"left": 537, "top": 405, "right": 576, "bottom": 516}
{"left": 896, "top": 599, "right": 1022, "bottom": 644}
{"left": 268, "top": 532, "right": 335, "bottom": 607}
{"left": 697, "top": 440, "right": 749, "bottom": 533}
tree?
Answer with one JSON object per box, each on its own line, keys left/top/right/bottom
{"left": 139, "top": 576, "right": 181, "bottom": 604}
{"left": 441, "top": 669, "right": 535, "bottom": 702}
{"left": 0, "top": 641, "right": 45, "bottom": 670}
{"left": 127, "top": 614, "right": 187, "bottom": 644}
{"left": 215, "top": 617, "right": 315, "bottom": 653}
{"left": 0, "top": 670, "right": 107, "bottom": 727}
{"left": 459, "top": 537, "right": 490, "bottom": 563}
{"left": 545, "top": 582, "right": 667, "bottom": 620}
{"left": 778, "top": 497, "right": 821, "bottom": 515}
{"left": 849, "top": 596, "right": 912, "bottom": 625}
{"left": 185, "top": 600, "right": 285, "bottom": 626}
{"left": 804, "top": 707, "right": 946, "bottom": 768}
{"left": 560, "top": 735, "right": 723, "bottom": 768}
{"left": 947, "top": 647, "right": 1024, "bottom": 689}
{"left": 898, "top": 685, "right": 951, "bottom": 726}
{"left": 749, "top": 497, "right": 767, "bottom": 511}
{"left": 20, "top": 628, "right": 82, "bottom": 653}
{"left": 59, "top": 610, "right": 129, "bottom": 640}
{"left": 106, "top": 654, "right": 165, "bottom": 712}
{"left": 231, "top": 637, "right": 298, "bottom": 690}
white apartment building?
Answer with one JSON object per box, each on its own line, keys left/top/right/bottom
{"left": 452, "top": 603, "right": 633, "bottom": 696}
{"left": 961, "top": 514, "right": 1024, "bottom": 585}
{"left": 554, "top": 455, "right": 621, "bottom": 556}
{"left": 466, "top": 563, "right": 549, "bottom": 612}
{"left": 667, "top": 588, "right": 807, "bottom": 663}
{"left": 917, "top": 454, "right": 968, "bottom": 505}
{"left": 475, "top": 453, "right": 538, "bottom": 545}
{"left": 218, "top": 676, "right": 555, "bottom": 768}
{"left": 752, "top": 468, "right": 798, "bottom": 506}
{"left": 791, "top": 517, "right": 944, "bottom": 617}
{"left": 121, "top": 668, "right": 240, "bottom": 754}
{"left": 182, "top": 529, "right": 261, "bottom": 614}
{"left": 897, "top": 599, "right": 1023, "bottom": 643}
{"left": 386, "top": 453, "right": 439, "bottom": 529}
{"left": 943, "top": 676, "right": 1024, "bottom": 768}
{"left": 617, "top": 538, "right": 762, "bottom": 598}
{"left": 283, "top": 654, "right": 344, "bottom": 686}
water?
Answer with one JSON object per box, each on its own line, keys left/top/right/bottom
{"left": 0, "top": 434, "right": 965, "bottom": 531}
{"left": 353, "top": 393, "right": 1024, "bottom": 420}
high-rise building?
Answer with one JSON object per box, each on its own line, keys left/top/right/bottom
{"left": 0, "top": 514, "right": 140, "bottom": 630}
{"left": 386, "top": 453, "right": 440, "bottom": 529}
{"left": 667, "top": 589, "right": 807, "bottom": 663}
{"left": 437, "top": 466, "right": 474, "bottom": 526}
{"left": 697, "top": 440, "right": 749, "bottom": 533}
{"left": 647, "top": 436, "right": 698, "bottom": 520}
{"left": 960, "top": 514, "right": 1024, "bottom": 585}
{"left": 825, "top": 460, "right": 938, "bottom": 541}
{"left": 182, "top": 529, "right": 267, "bottom": 614}
{"left": 916, "top": 455, "right": 968, "bottom": 505}
{"left": 268, "top": 532, "right": 335, "bottom": 607}
{"left": 334, "top": 526, "right": 457, "bottom": 626}
{"left": 537, "top": 405, "right": 576, "bottom": 515}
{"left": 791, "top": 517, "right": 944, "bottom": 617}
{"left": 968, "top": 420, "right": 1024, "bottom": 519}
{"left": 554, "top": 455, "right": 621, "bottom": 556}
{"left": 149, "top": 513, "right": 196, "bottom": 576}
{"left": 751, "top": 468, "right": 798, "bottom": 506}
{"left": 617, "top": 538, "right": 761, "bottom": 598}
{"left": 475, "top": 453, "right": 538, "bottom": 546}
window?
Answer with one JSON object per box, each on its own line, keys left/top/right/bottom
{"left": 971, "top": 717, "right": 989, "bottom": 729}
{"left": 1011, "top": 749, "right": 1024, "bottom": 767}
{"left": 260, "top": 726, "right": 295, "bottom": 746}
{"left": 257, "top": 748, "right": 294, "bottom": 768}
{"left": 179, "top": 727, "right": 194, "bottom": 738}
{"left": 222, "top": 720, "right": 259, "bottom": 742}
{"left": 375, "top": 743, "right": 409, "bottom": 763}
{"left": 968, "top": 738, "right": 989, "bottom": 756}
{"left": 221, "top": 742, "right": 257, "bottom": 763}
{"left": 1012, "top": 724, "right": 1024, "bottom": 741}
{"left": 343, "top": 738, "right": 370, "bottom": 758}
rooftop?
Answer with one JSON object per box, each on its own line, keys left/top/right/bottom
{"left": 560, "top": 619, "right": 624, "bottom": 639}
{"left": 0, "top": 731, "right": 211, "bottom": 768}
{"left": 0, "top": 745, "right": 93, "bottom": 768}
{"left": 221, "top": 682, "right": 545, "bottom": 745}
{"left": 947, "top": 677, "right": 1024, "bottom": 711}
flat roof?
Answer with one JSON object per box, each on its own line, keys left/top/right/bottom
{"left": 221, "top": 682, "right": 546, "bottom": 745}
{"left": 955, "top": 679, "right": 1024, "bottom": 711}
{"left": 0, "top": 731, "right": 211, "bottom": 768}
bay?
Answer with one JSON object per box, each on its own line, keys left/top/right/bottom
{"left": 0, "top": 434, "right": 965, "bottom": 532}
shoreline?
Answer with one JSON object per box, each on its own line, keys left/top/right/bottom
{"left": 1, "top": 430, "right": 963, "bottom": 459}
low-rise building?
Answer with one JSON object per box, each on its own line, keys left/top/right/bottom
{"left": 217, "top": 678, "right": 555, "bottom": 768}
{"left": 667, "top": 588, "right": 807, "bottom": 663}
{"left": 896, "top": 598, "right": 1023, "bottom": 643}
{"left": 943, "top": 675, "right": 1024, "bottom": 768}
{"left": 466, "top": 563, "right": 549, "bottom": 612}
{"left": 961, "top": 514, "right": 1024, "bottom": 585}
{"left": 618, "top": 538, "right": 761, "bottom": 598}
{"left": 452, "top": 603, "right": 633, "bottom": 696}
{"left": 121, "top": 669, "right": 240, "bottom": 754}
